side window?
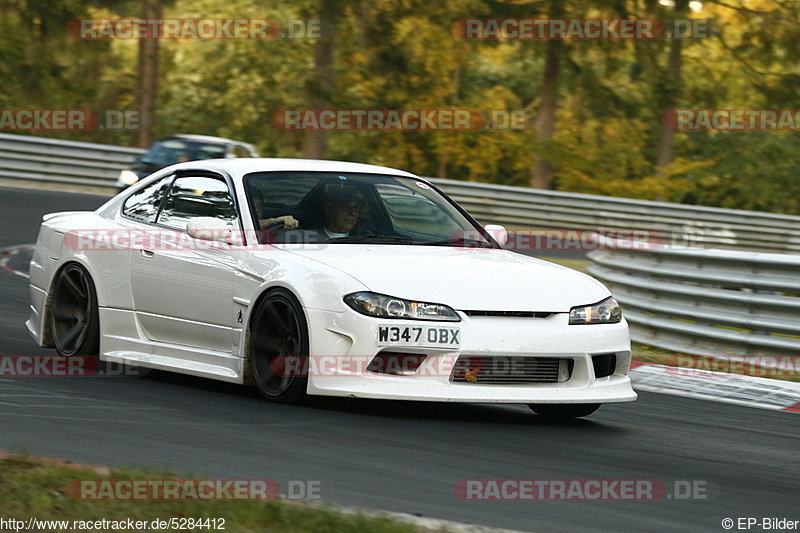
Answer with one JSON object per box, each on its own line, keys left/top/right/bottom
{"left": 157, "top": 175, "right": 238, "bottom": 231}
{"left": 246, "top": 177, "right": 319, "bottom": 224}
{"left": 122, "top": 176, "right": 172, "bottom": 223}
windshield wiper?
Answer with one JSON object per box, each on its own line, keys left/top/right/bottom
{"left": 328, "top": 235, "right": 413, "bottom": 244}
{"left": 417, "top": 237, "right": 496, "bottom": 248}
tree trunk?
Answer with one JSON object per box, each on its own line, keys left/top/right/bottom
{"left": 531, "top": 0, "right": 564, "bottom": 189}
{"left": 656, "top": 0, "right": 688, "bottom": 176}
{"left": 438, "top": 63, "right": 462, "bottom": 178}
{"left": 135, "top": 0, "right": 161, "bottom": 148}
{"left": 303, "top": 0, "right": 338, "bottom": 159}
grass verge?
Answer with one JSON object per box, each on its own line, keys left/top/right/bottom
{"left": 0, "top": 455, "right": 415, "bottom": 533}
{"left": 631, "top": 342, "right": 799, "bottom": 382}
{"left": 536, "top": 256, "right": 590, "bottom": 274}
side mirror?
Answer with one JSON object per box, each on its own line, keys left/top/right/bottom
{"left": 484, "top": 224, "right": 508, "bottom": 246}
{"left": 187, "top": 217, "right": 242, "bottom": 245}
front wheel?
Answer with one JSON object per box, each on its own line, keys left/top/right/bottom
{"left": 528, "top": 403, "right": 601, "bottom": 419}
{"left": 248, "top": 289, "right": 309, "bottom": 404}
{"left": 50, "top": 263, "right": 99, "bottom": 356}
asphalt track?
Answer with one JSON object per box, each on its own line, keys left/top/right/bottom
{"left": 0, "top": 185, "right": 798, "bottom": 532}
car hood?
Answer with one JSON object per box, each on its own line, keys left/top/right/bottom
{"left": 276, "top": 245, "right": 610, "bottom": 312}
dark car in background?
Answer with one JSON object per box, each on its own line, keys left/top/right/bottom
{"left": 116, "top": 134, "right": 258, "bottom": 189}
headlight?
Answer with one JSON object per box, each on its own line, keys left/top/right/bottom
{"left": 118, "top": 170, "right": 140, "bottom": 186}
{"left": 344, "top": 292, "right": 461, "bottom": 322}
{"left": 569, "top": 297, "right": 622, "bottom": 325}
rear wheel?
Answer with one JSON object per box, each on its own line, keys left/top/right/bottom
{"left": 248, "top": 289, "right": 309, "bottom": 404}
{"left": 50, "top": 263, "right": 99, "bottom": 356}
{"left": 528, "top": 403, "right": 601, "bottom": 419}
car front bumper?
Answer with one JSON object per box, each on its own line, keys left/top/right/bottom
{"left": 304, "top": 309, "right": 637, "bottom": 404}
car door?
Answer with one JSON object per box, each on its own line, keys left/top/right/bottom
{"left": 129, "top": 171, "right": 240, "bottom": 353}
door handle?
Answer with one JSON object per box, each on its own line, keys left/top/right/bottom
{"left": 140, "top": 249, "right": 155, "bottom": 258}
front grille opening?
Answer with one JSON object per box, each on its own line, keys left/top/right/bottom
{"left": 451, "top": 356, "right": 572, "bottom": 384}
{"left": 461, "top": 310, "right": 553, "bottom": 318}
{"left": 592, "top": 353, "right": 617, "bottom": 378}
{"left": 367, "top": 352, "right": 426, "bottom": 375}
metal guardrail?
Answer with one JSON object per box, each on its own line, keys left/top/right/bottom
{"left": 2, "top": 132, "right": 800, "bottom": 251}
{"left": 588, "top": 246, "right": 800, "bottom": 357}
{"left": 428, "top": 178, "right": 800, "bottom": 253}
{"left": 0, "top": 132, "right": 143, "bottom": 191}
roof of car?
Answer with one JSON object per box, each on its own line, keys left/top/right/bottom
{"left": 167, "top": 134, "right": 249, "bottom": 145}
{"left": 167, "top": 157, "right": 419, "bottom": 179}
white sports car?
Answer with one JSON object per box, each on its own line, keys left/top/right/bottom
{"left": 27, "top": 158, "right": 636, "bottom": 418}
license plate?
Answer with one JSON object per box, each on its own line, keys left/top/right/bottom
{"left": 377, "top": 325, "right": 460, "bottom": 347}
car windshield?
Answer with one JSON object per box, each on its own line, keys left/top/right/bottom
{"left": 140, "top": 139, "right": 227, "bottom": 166}
{"left": 244, "top": 171, "right": 497, "bottom": 247}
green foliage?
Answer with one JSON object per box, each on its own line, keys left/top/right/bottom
{"left": 0, "top": 0, "right": 798, "bottom": 213}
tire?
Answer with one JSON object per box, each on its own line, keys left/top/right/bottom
{"left": 248, "top": 289, "right": 309, "bottom": 404}
{"left": 528, "top": 403, "right": 601, "bottom": 419}
{"left": 50, "top": 263, "right": 100, "bottom": 357}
